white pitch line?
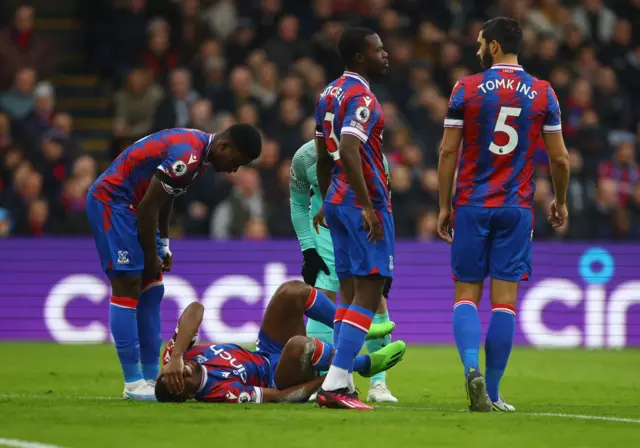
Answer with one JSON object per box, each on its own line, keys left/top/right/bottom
{"left": 2, "top": 395, "right": 640, "bottom": 424}
{"left": 0, "top": 394, "right": 118, "bottom": 401}
{"left": 0, "top": 438, "right": 67, "bottom": 448}
{"left": 381, "top": 405, "right": 640, "bottom": 424}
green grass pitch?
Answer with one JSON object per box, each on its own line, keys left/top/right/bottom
{"left": 1, "top": 344, "right": 639, "bottom": 447}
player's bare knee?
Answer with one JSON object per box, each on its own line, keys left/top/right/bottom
{"left": 284, "top": 335, "right": 315, "bottom": 371}
{"left": 274, "top": 280, "right": 311, "bottom": 309}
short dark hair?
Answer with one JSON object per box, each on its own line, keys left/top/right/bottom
{"left": 223, "top": 123, "right": 262, "bottom": 161}
{"left": 155, "top": 379, "right": 188, "bottom": 403}
{"left": 338, "top": 27, "right": 377, "bottom": 66}
{"left": 480, "top": 17, "right": 523, "bottom": 56}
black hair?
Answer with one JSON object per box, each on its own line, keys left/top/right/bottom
{"left": 480, "top": 17, "right": 523, "bottom": 56}
{"left": 338, "top": 27, "right": 377, "bottom": 66}
{"left": 221, "top": 123, "right": 262, "bottom": 161}
{"left": 154, "top": 379, "right": 188, "bottom": 403}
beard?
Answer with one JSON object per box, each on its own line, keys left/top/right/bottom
{"left": 479, "top": 48, "right": 494, "bottom": 69}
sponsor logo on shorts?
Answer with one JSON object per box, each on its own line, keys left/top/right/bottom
{"left": 117, "top": 251, "right": 129, "bottom": 265}
{"left": 389, "top": 255, "right": 394, "bottom": 271}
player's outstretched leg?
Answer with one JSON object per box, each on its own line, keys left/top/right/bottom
{"left": 366, "top": 297, "right": 397, "bottom": 403}
{"left": 137, "top": 277, "right": 164, "bottom": 385}
{"left": 108, "top": 274, "right": 156, "bottom": 401}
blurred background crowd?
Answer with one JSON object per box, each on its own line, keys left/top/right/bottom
{"left": 1, "top": 0, "right": 640, "bottom": 240}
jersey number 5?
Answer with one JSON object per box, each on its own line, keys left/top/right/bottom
{"left": 489, "top": 107, "right": 521, "bottom": 155}
{"left": 324, "top": 112, "right": 341, "bottom": 161}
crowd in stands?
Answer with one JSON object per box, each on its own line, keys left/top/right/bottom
{"left": 2, "top": 0, "right": 640, "bottom": 241}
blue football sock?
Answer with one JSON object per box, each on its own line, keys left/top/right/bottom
{"left": 353, "top": 354, "right": 371, "bottom": 374}
{"left": 310, "top": 338, "right": 334, "bottom": 372}
{"left": 365, "top": 312, "right": 391, "bottom": 384}
{"left": 137, "top": 282, "right": 164, "bottom": 381}
{"left": 109, "top": 296, "right": 142, "bottom": 384}
{"left": 333, "top": 304, "right": 349, "bottom": 346}
{"left": 485, "top": 305, "right": 516, "bottom": 402}
{"left": 332, "top": 305, "right": 374, "bottom": 371}
{"left": 452, "top": 300, "right": 481, "bottom": 376}
{"left": 304, "top": 288, "right": 337, "bottom": 327}
{"left": 306, "top": 319, "right": 333, "bottom": 344}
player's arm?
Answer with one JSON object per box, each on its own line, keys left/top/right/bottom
{"left": 542, "top": 84, "right": 570, "bottom": 227}
{"left": 261, "top": 375, "right": 326, "bottom": 403}
{"left": 158, "top": 198, "right": 174, "bottom": 271}
{"left": 290, "top": 147, "right": 315, "bottom": 250}
{"left": 437, "top": 80, "right": 465, "bottom": 243}
{"left": 438, "top": 128, "right": 463, "bottom": 209}
{"left": 137, "top": 175, "right": 172, "bottom": 278}
{"left": 158, "top": 302, "right": 204, "bottom": 393}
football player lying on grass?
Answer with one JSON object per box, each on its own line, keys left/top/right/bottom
{"left": 155, "top": 280, "right": 406, "bottom": 403}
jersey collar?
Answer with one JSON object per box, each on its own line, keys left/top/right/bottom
{"left": 343, "top": 71, "right": 370, "bottom": 90}
{"left": 491, "top": 64, "right": 524, "bottom": 71}
{"left": 204, "top": 133, "right": 214, "bottom": 166}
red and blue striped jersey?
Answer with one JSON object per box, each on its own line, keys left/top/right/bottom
{"left": 182, "top": 343, "right": 272, "bottom": 404}
{"left": 89, "top": 128, "right": 212, "bottom": 206}
{"left": 444, "top": 64, "right": 562, "bottom": 208}
{"left": 315, "top": 71, "right": 390, "bottom": 212}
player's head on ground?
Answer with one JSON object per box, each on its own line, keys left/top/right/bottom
{"left": 338, "top": 27, "right": 388, "bottom": 78}
{"left": 477, "top": 17, "right": 523, "bottom": 69}
{"left": 154, "top": 360, "right": 204, "bottom": 403}
{"left": 208, "top": 123, "right": 262, "bottom": 173}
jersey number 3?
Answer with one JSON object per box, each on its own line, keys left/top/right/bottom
{"left": 489, "top": 107, "right": 521, "bottom": 155}
{"left": 324, "top": 112, "right": 341, "bottom": 161}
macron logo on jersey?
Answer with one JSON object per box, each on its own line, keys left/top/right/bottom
{"left": 364, "top": 96, "right": 372, "bottom": 107}
{"left": 188, "top": 154, "right": 198, "bottom": 165}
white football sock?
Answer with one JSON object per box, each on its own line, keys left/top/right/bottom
{"left": 348, "top": 373, "right": 356, "bottom": 393}
{"left": 322, "top": 365, "right": 349, "bottom": 391}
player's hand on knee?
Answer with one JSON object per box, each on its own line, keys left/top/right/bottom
{"left": 162, "top": 250, "right": 173, "bottom": 272}
{"left": 363, "top": 207, "right": 383, "bottom": 243}
{"left": 313, "top": 206, "right": 326, "bottom": 234}
{"left": 301, "top": 248, "right": 330, "bottom": 286}
{"left": 437, "top": 207, "right": 453, "bottom": 244}
{"left": 548, "top": 199, "right": 568, "bottom": 228}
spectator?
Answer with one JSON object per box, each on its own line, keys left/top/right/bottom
{"left": 0, "top": 112, "right": 13, "bottom": 150}
{"left": 188, "top": 99, "right": 216, "bottom": 133}
{"left": 210, "top": 167, "right": 265, "bottom": 239}
{"left": 244, "top": 217, "right": 269, "bottom": 240}
{"left": 598, "top": 140, "right": 639, "bottom": 209}
{"left": 109, "top": 0, "right": 149, "bottom": 83}
{"left": 572, "top": 0, "right": 616, "bottom": 46}
{"left": 0, "top": 68, "right": 37, "bottom": 120}
{"left": 153, "top": 68, "right": 199, "bottom": 130}
{"left": 269, "top": 98, "right": 303, "bottom": 159}
{"left": 224, "top": 18, "right": 256, "bottom": 69}
{"left": 593, "top": 67, "right": 632, "bottom": 133}
{"left": 0, "top": 5, "right": 57, "bottom": 91}
{"left": 263, "top": 15, "right": 310, "bottom": 74}
{"left": 216, "top": 65, "right": 259, "bottom": 114}
{"left": 176, "top": 0, "right": 213, "bottom": 64}
{"left": 13, "top": 80, "right": 55, "bottom": 152}
{"left": 599, "top": 19, "right": 632, "bottom": 69}
{"left": 140, "top": 17, "right": 179, "bottom": 85}
{"left": 202, "top": 0, "right": 238, "bottom": 40}
{"left": 114, "top": 68, "right": 164, "bottom": 140}
{"left": 252, "top": 61, "right": 279, "bottom": 110}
